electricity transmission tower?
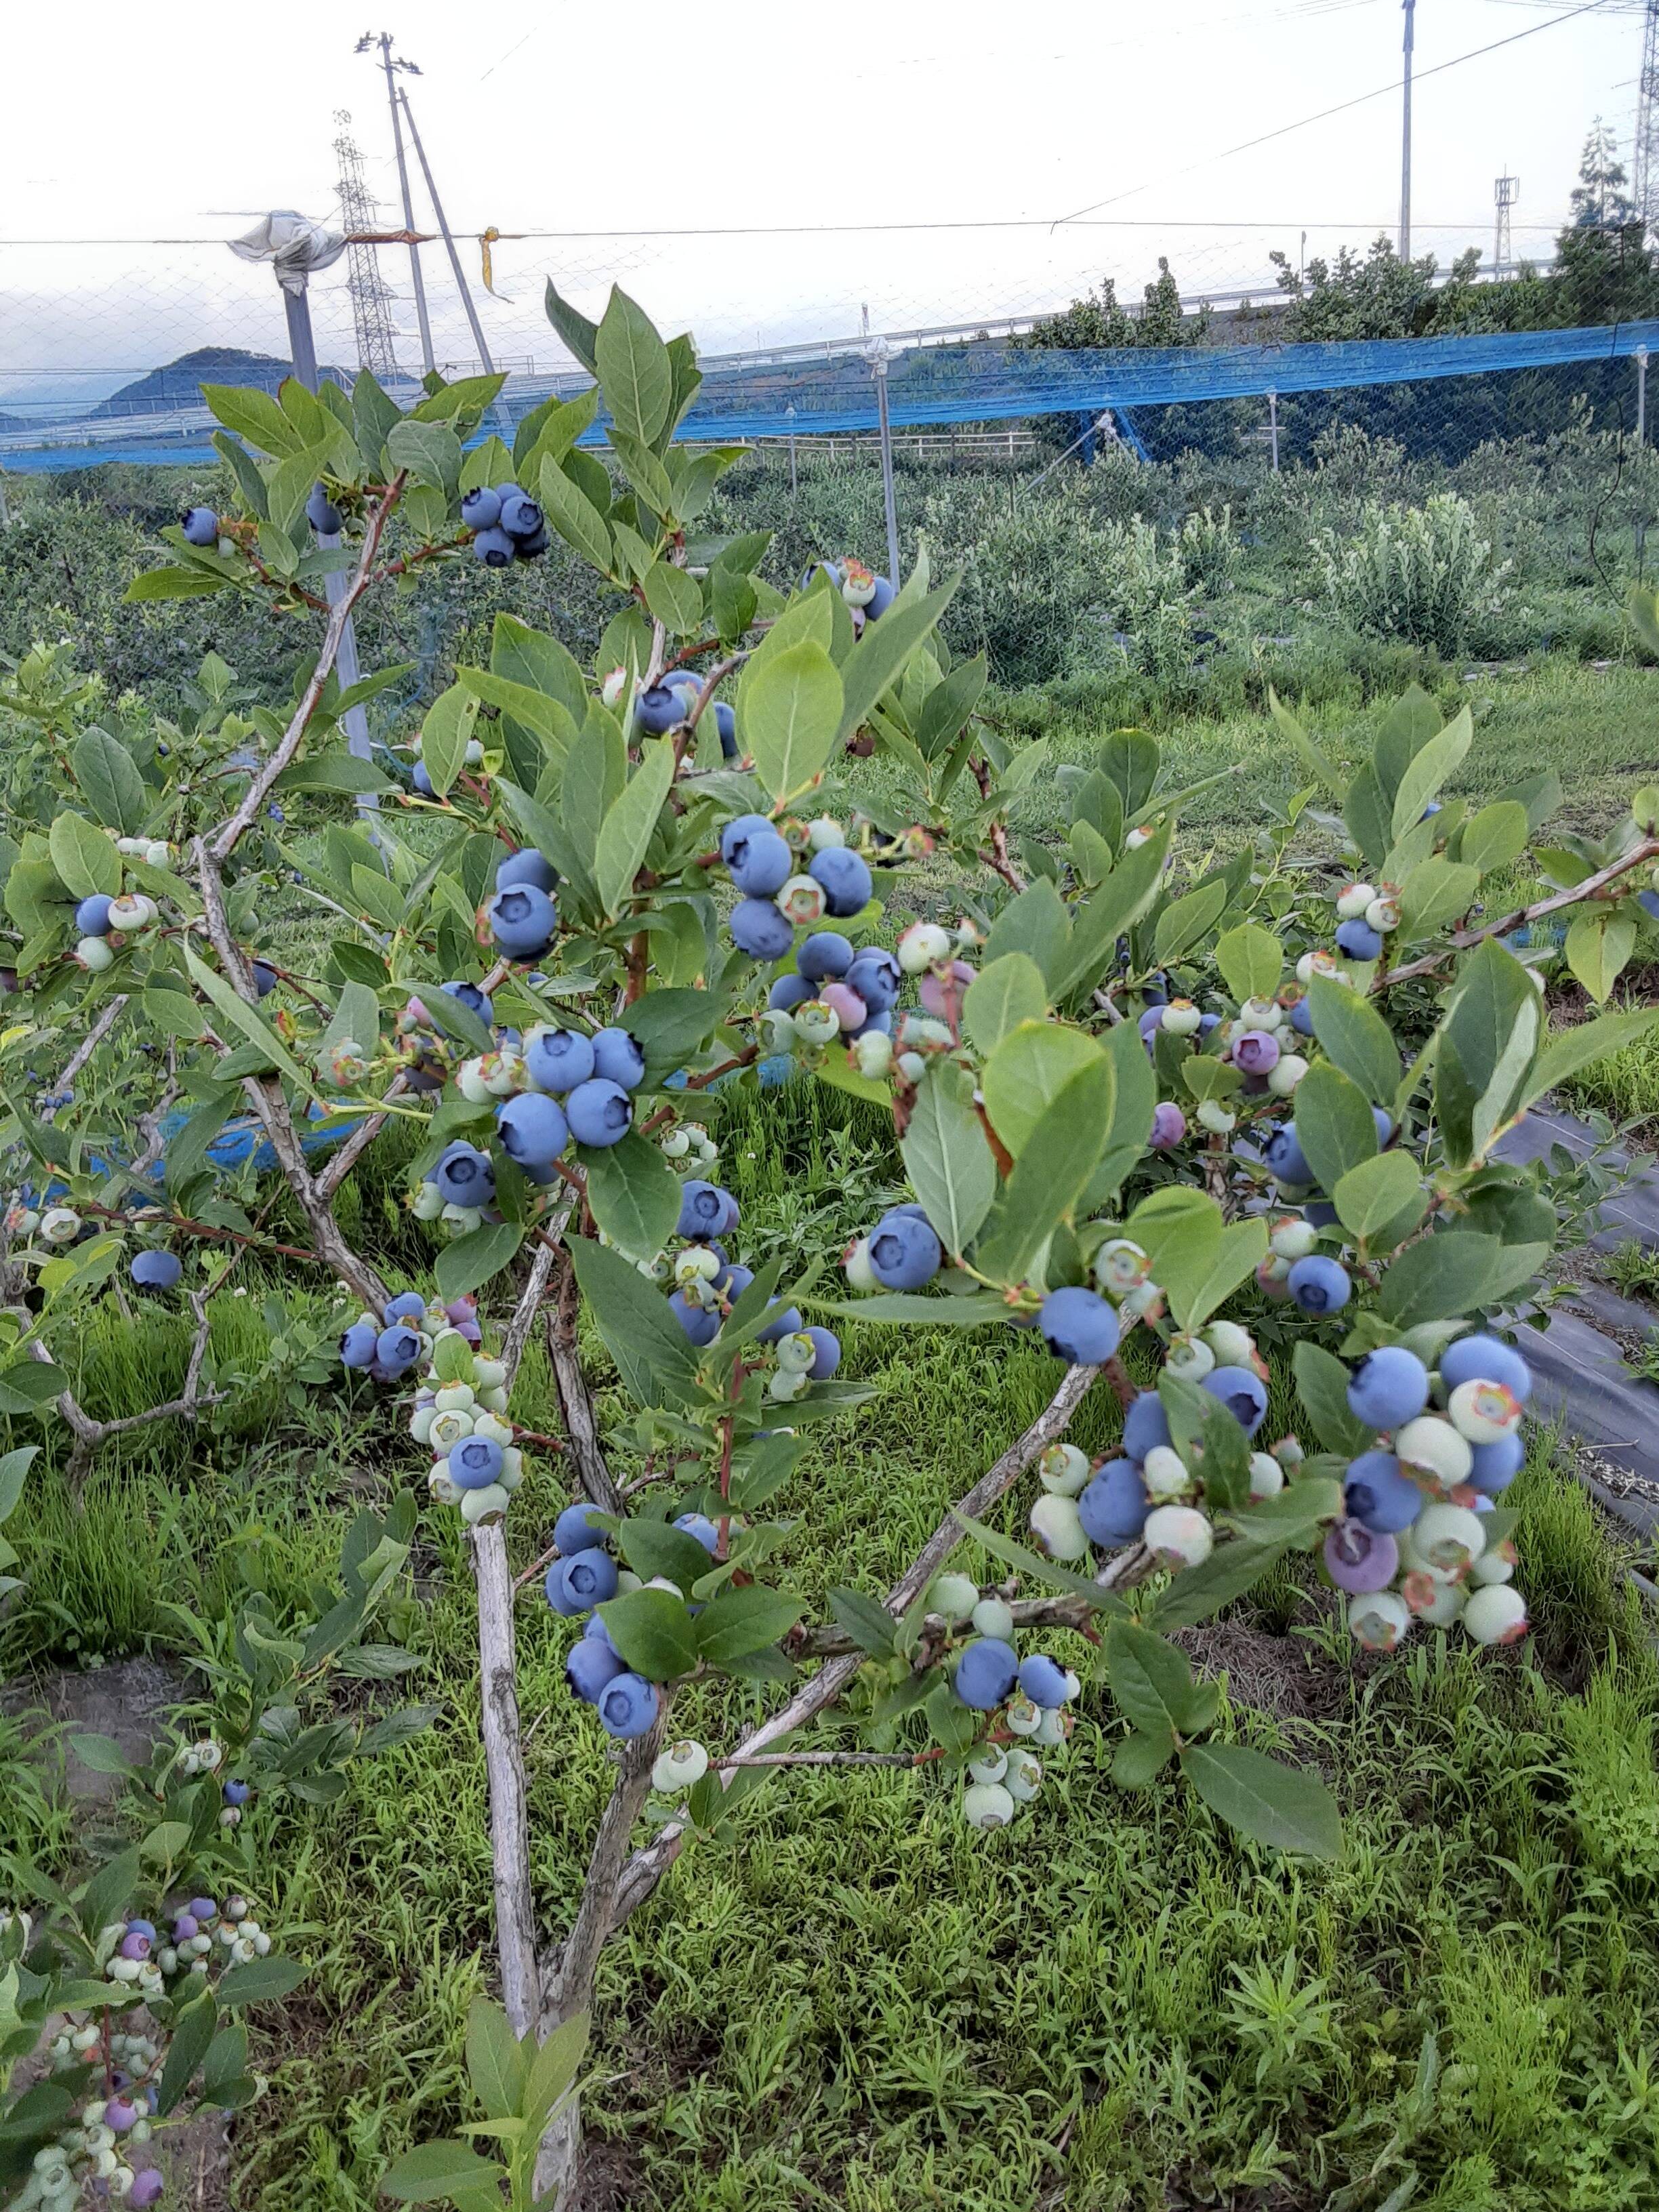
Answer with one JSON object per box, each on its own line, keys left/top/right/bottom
{"left": 1494, "top": 174, "right": 1519, "bottom": 276}
{"left": 332, "top": 111, "right": 401, "bottom": 379}
{"left": 1637, "top": 0, "right": 1659, "bottom": 237}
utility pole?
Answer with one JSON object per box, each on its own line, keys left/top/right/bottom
{"left": 861, "top": 308, "right": 901, "bottom": 587}
{"left": 359, "top": 33, "right": 435, "bottom": 378}
{"left": 1399, "top": 0, "right": 1416, "bottom": 260}
{"left": 396, "top": 87, "right": 514, "bottom": 436}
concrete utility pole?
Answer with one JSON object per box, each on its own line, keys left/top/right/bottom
{"left": 361, "top": 33, "right": 436, "bottom": 378}
{"left": 1399, "top": 0, "right": 1416, "bottom": 260}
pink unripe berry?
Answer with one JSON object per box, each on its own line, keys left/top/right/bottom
{"left": 1232, "top": 1028, "right": 1280, "bottom": 1075}
{"left": 1324, "top": 1522, "right": 1399, "bottom": 1593}
{"left": 1149, "top": 1101, "right": 1187, "bottom": 1150}
{"left": 819, "top": 982, "right": 868, "bottom": 1033}
{"left": 919, "top": 961, "right": 975, "bottom": 1017}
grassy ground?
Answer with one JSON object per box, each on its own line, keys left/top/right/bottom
{"left": 4, "top": 1082, "right": 1659, "bottom": 2211}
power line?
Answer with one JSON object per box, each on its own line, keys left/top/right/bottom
{"left": 1052, "top": 0, "right": 1620, "bottom": 227}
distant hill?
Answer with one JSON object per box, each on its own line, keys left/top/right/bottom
{"left": 87, "top": 346, "right": 350, "bottom": 420}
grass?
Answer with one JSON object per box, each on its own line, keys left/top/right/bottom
{"left": 4, "top": 1082, "right": 1659, "bottom": 2210}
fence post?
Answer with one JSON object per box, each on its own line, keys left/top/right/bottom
{"left": 1267, "top": 389, "right": 1280, "bottom": 473}
{"left": 866, "top": 337, "right": 901, "bottom": 586}
{"left": 786, "top": 403, "right": 798, "bottom": 495}
{"left": 1639, "top": 349, "right": 1649, "bottom": 445}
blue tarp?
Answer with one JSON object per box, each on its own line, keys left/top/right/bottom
{"left": 5, "top": 317, "right": 1655, "bottom": 472}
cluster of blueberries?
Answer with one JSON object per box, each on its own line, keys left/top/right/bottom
{"left": 764, "top": 916, "right": 970, "bottom": 1086}
{"left": 415, "top": 1348, "right": 524, "bottom": 1528}
{"left": 934, "top": 1561, "right": 1078, "bottom": 1832}
{"left": 546, "top": 1500, "right": 720, "bottom": 1740}
{"left": 722, "top": 810, "right": 874, "bottom": 964}
{"left": 1324, "top": 1332, "right": 1530, "bottom": 1650}
{"left": 461, "top": 481, "right": 552, "bottom": 569}
{"left": 1330, "top": 876, "right": 1408, "bottom": 966}
{"left": 70, "top": 864, "right": 173, "bottom": 979}
{"left": 660, "top": 1176, "right": 842, "bottom": 1393}
{"left": 181, "top": 485, "right": 346, "bottom": 550}
{"left": 802, "top": 554, "right": 896, "bottom": 628}
{"left": 340, "top": 1288, "right": 483, "bottom": 1385}
{"left": 21, "top": 1891, "right": 268, "bottom": 2208}
{"left": 630, "top": 668, "right": 739, "bottom": 760}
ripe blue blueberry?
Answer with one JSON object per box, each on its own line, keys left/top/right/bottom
{"left": 180, "top": 506, "right": 218, "bottom": 546}
{"left": 1038, "top": 1286, "right": 1120, "bottom": 1366}
{"left": 384, "top": 1291, "right": 428, "bottom": 1323}
{"left": 1203, "top": 1366, "right": 1269, "bottom": 1434}
{"left": 1468, "top": 1431, "right": 1524, "bottom": 1494}
{"left": 131, "top": 1250, "right": 182, "bottom": 1291}
{"left": 1343, "top": 1448, "right": 1423, "bottom": 1533}
{"left": 222, "top": 1778, "right": 252, "bottom": 1807}
{"left": 497, "top": 491, "right": 544, "bottom": 539}
{"left": 460, "top": 486, "right": 502, "bottom": 531}
{"left": 525, "top": 1027, "right": 594, "bottom": 1094}
{"left": 432, "top": 1142, "right": 495, "bottom": 1207}
{"left": 590, "top": 1027, "right": 646, "bottom": 1091}
{"left": 1122, "top": 1390, "right": 1171, "bottom": 1462}
{"left": 1263, "top": 1123, "right": 1313, "bottom": 1186}
{"left": 546, "top": 1549, "right": 621, "bottom": 1616}
{"left": 566, "top": 1637, "right": 626, "bottom": 1704}
{"left": 769, "top": 973, "right": 815, "bottom": 1012}
{"left": 305, "top": 483, "right": 342, "bottom": 533}
{"left": 720, "top": 813, "right": 775, "bottom": 868}
{"left": 808, "top": 846, "right": 873, "bottom": 919}
{"left": 867, "top": 1211, "right": 943, "bottom": 1290}
{"left": 731, "top": 898, "right": 794, "bottom": 961}
{"left": 1347, "top": 1345, "right": 1429, "bottom": 1430}
{"left": 412, "top": 763, "right": 435, "bottom": 796}
{"left": 952, "top": 1637, "right": 1019, "bottom": 1710}
{"left": 1440, "top": 1332, "right": 1533, "bottom": 1403}
{"left": 1017, "top": 1654, "right": 1070, "bottom": 1708}
{"left": 596, "top": 1672, "right": 659, "bottom": 1738}
{"left": 669, "top": 1290, "right": 720, "bottom": 1345}
{"left": 487, "top": 883, "right": 558, "bottom": 960}
{"left": 473, "top": 527, "right": 516, "bottom": 569}
{"left": 375, "top": 1324, "right": 422, "bottom": 1372}
{"left": 845, "top": 951, "right": 901, "bottom": 1013}
{"left": 724, "top": 822, "right": 794, "bottom": 897}
{"left": 798, "top": 931, "right": 855, "bottom": 982}
{"left": 719, "top": 1264, "right": 755, "bottom": 1302}
{"left": 755, "top": 1300, "right": 804, "bottom": 1344}
{"left": 674, "top": 1512, "right": 720, "bottom": 1554}
{"left": 677, "top": 1181, "right": 739, "bottom": 1239}
{"left": 714, "top": 700, "right": 737, "bottom": 757}
{"left": 1288, "top": 1255, "right": 1351, "bottom": 1315}
{"left": 804, "top": 1325, "right": 840, "bottom": 1380}
{"left": 1372, "top": 1106, "right": 1395, "bottom": 1146}
{"left": 1290, "top": 995, "right": 1314, "bottom": 1036}
{"left": 1078, "top": 1457, "right": 1151, "bottom": 1545}
{"left": 566, "top": 1078, "right": 632, "bottom": 1148}
{"left": 635, "top": 685, "right": 683, "bottom": 736}
{"left": 1336, "top": 918, "right": 1384, "bottom": 962}
{"left": 1304, "top": 1200, "right": 1339, "bottom": 1229}
{"left": 251, "top": 961, "right": 277, "bottom": 998}
{"left": 554, "top": 1502, "right": 609, "bottom": 1555}
{"left": 497, "top": 1092, "right": 571, "bottom": 1169}
{"left": 865, "top": 575, "right": 895, "bottom": 619}
{"left": 340, "top": 1321, "right": 377, "bottom": 1368}
{"left": 75, "top": 895, "right": 115, "bottom": 937}
{"left": 496, "top": 847, "right": 558, "bottom": 895}
{"left": 449, "top": 1434, "right": 505, "bottom": 1490}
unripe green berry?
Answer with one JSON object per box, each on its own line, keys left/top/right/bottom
{"left": 960, "top": 1780, "right": 1016, "bottom": 1830}
{"left": 1029, "top": 1492, "right": 1089, "bottom": 1561}
{"left": 1004, "top": 1746, "right": 1044, "bottom": 1799}
{"left": 970, "top": 1595, "right": 1015, "bottom": 1641}
{"left": 1038, "top": 1441, "right": 1090, "bottom": 1496}
{"left": 966, "top": 1746, "right": 1008, "bottom": 1785}
{"left": 928, "top": 1572, "right": 979, "bottom": 1624}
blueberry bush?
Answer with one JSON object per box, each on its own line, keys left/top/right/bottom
{"left": 3, "top": 281, "right": 1659, "bottom": 2209}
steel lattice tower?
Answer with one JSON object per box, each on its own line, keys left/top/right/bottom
{"left": 332, "top": 110, "right": 401, "bottom": 378}
{"left": 1494, "top": 175, "right": 1519, "bottom": 276}
{"left": 1637, "top": 1, "right": 1659, "bottom": 237}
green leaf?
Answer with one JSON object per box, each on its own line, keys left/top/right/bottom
{"left": 1376, "top": 1229, "right": 1504, "bottom": 1326}
{"left": 981, "top": 1021, "right": 1103, "bottom": 1160}
{"left": 595, "top": 286, "right": 672, "bottom": 446}
{"left": 491, "top": 613, "right": 589, "bottom": 729}
{"left": 201, "top": 382, "right": 306, "bottom": 457}
{"left": 620, "top": 987, "right": 726, "bottom": 1079}
{"left": 1167, "top": 1216, "right": 1268, "bottom": 1336}
{"left": 640, "top": 560, "right": 702, "bottom": 634}
{"left": 963, "top": 954, "right": 1048, "bottom": 1057}
{"left": 828, "top": 1586, "right": 898, "bottom": 1658}
{"left": 1152, "top": 878, "right": 1229, "bottom": 968}
{"left": 1390, "top": 706, "right": 1472, "bottom": 840}
{"left": 974, "top": 1058, "right": 1111, "bottom": 1286}
{"left": 1180, "top": 1741, "right": 1340, "bottom": 1859}
{"left": 1292, "top": 1340, "right": 1374, "bottom": 1455}
{"left": 157, "top": 1992, "right": 216, "bottom": 2115}
{"left": 583, "top": 1132, "right": 681, "bottom": 1263}
{"left": 273, "top": 752, "right": 391, "bottom": 797}
{"left": 434, "top": 1223, "right": 524, "bottom": 1304}
{"left": 1050, "top": 819, "right": 1174, "bottom": 1002}
{"left": 1529, "top": 1003, "right": 1659, "bottom": 1104}
{"left": 615, "top": 1519, "right": 716, "bottom": 1592}
{"left": 542, "top": 281, "right": 600, "bottom": 375}
{"left": 1399, "top": 857, "right": 1479, "bottom": 940}
{"left": 537, "top": 454, "right": 613, "bottom": 575}
{"left": 523, "top": 2010, "right": 591, "bottom": 2136}
{"left": 695, "top": 1585, "right": 805, "bottom": 1666}
{"left": 67, "top": 1732, "right": 137, "bottom": 1778}
{"left": 465, "top": 1998, "right": 527, "bottom": 2123}
{"left": 214, "top": 1954, "right": 308, "bottom": 2008}
{"left": 1105, "top": 1622, "right": 1200, "bottom": 1737}
{"left": 418, "top": 684, "right": 478, "bottom": 802}
{"left": 1214, "top": 923, "right": 1282, "bottom": 1004}
{"left": 0, "top": 1445, "right": 37, "bottom": 1527}
{"left": 1333, "top": 1151, "right": 1425, "bottom": 1246}
{"left": 1565, "top": 910, "right": 1636, "bottom": 1006}
{"left": 1434, "top": 939, "right": 1541, "bottom": 1168}
{"left": 381, "top": 2140, "right": 508, "bottom": 2204}
{"left": 835, "top": 581, "right": 958, "bottom": 747}
{"left": 1112, "top": 1726, "right": 1179, "bottom": 1786}
{"left": 1306, "top": 975, "right": 1400, "bottom": 1105}
{"left": 951, "top": 1510, "right": 1130, "bottom": 1618}
{"left": 900, "top": 1059, "right": 998, "bottom": 1262}
{"left": 568, "top": 1235, "right": 697, "bottom": 1409}
{"left": 125, "top": 563, "right": 232, "bottom": 602}
{"left": 594, "top": 739, "right": 674, "bottom": 919}
{"left": 386, "top": 418, "right": 462, "bottom": 498}
{"left": 73, "top": 729, "right": 148, "bottom": 836}
{"left": 598, "top": 1586, "right": 699, "bottom": 1679}
{"left": 1459, "top": 800, "right": 1530, "bottom": 876}
{"left": 1290, "top": 1063, "right": 1379, "bottom": 1193}
{"left": 1343, "top": 762, "right": 1393, "bottom": 872}
{"left": 740, "top": 640, "right": 844, "bottom": 805}
{"left": 916, "top": 655, "right": 987, "bottom": 760}
{"left": 1267, "top": 687, "right": 1345, "bottom": 796}
{"left": 183, "top": 945, "right": 317, "bottom": 1098}
{"left": 48, "top": 811, "right": 121, "bottom": 899}
{"left": 454, "top": 669, "right": 578, "bottom": 762}
{"left": 982, "top": 879, "right": 1072, "bottom": 991}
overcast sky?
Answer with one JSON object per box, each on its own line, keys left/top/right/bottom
{"left": 0, "top": 0, "right": 1636, "bottom": 407}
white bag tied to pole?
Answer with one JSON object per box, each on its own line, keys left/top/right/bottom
{"left": 228, "top": 213, "right": 347, "bottom": 295}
